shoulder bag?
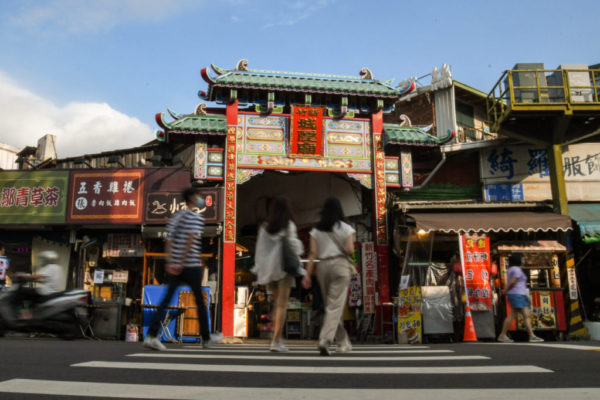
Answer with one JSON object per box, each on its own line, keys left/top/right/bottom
{"left": 282, "top": 230, "right": 303, "bottom": 277}
{"left": 326, "top": 231, "right": 358, "bottom": 275}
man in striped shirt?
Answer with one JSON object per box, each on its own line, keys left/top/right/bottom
{"left": 144, "top": 187, "right": 212, "bottom": 350}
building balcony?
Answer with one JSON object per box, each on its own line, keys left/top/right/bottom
{"left": 487, "top": 67, "right": 600, "bottom": 144}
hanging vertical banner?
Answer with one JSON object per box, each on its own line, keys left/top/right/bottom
{"left": 348, "top": 242, "right": 362, "bottom": 307}
{"left": 290, "top": 106, "right": 323, "bottom": 156}
{"left": 194, "top": 141, "right": 208, "bottom": 179}
{"left": 361, "top": 242, "right": 377, "bottom": 314}
{"left": 461, "top": 234, "right": 492, "bottom": 311}
{"left": 400, "top": 150, "right": 413, "bottom": 188}
{"left": 397, "top": 286, "right": 422, "bottom": 344}
{"left": 566, "top": 254, "right": 578, "bottom": 300}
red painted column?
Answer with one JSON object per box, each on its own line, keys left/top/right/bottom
{"left": 222, "top": 99, "right": 239, "bottom": 337}
{"left": 371, "top": 109, "right": 390, "bottom": 303}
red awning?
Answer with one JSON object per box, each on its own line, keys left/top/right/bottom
{"left": 408, "top": 212, "right": 572, "bottom": 234}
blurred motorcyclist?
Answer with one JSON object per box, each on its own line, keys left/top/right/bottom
{"left": 13, "top": 251, "right": 62, "bottom": 312}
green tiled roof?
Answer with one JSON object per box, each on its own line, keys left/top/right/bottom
{"left": 208, "top": 67, "right": 400, "bottom": 98}
{"left": 383, "top": 125, "right": 447, "bottom": 147}
{"left": 162, "top": 113, "right": 227, "bottom": 134}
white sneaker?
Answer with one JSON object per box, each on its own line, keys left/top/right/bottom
{"left": 202, "top": 339, "right": 213, "bottom": 349}
{"left": 337, "top": 341, "right": 352, "bottom": 353}
{"left": 529, "top": 335, "right": 544, "bottom": 343}
{"left": 497, "top": 334, "right": 514, "bottom": 343}
{"left": 269, "top": 341, "right": 289, "bottom": 352}
{"left": 143, "top": 336, "right": 167, "bottom": 351}
{"left": 318, "top": 340, "right": 331, "bottom": 356}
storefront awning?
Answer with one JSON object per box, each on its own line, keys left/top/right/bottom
{"left": 568, "top": 204, "right": 600, "bottom": 237}
{"left": 408, "top": 212, "right": 572, "bottom": 234}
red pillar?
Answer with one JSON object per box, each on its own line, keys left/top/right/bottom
{"left": 371, "top": 109, "right": 390, "bottom": 303}
{"left": 222, "top": 99, "right": 239, "bottom": 337}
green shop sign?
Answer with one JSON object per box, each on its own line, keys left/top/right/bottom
{"left": 0, "top": 171, "right": 69, "bottom": 224}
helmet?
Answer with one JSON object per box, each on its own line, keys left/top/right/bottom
{"left": 38, "top": 250, "right": 59, "bottom": 264}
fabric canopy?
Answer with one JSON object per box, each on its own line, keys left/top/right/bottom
{"left": 568, "top": 204, "right": 600, "bottom": 237}
{"left": 408, "top": 211, "right": 572, "bottom": 234}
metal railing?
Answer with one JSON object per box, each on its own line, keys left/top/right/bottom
{"left": 455, "top": 122, "right": 498, "bottom": 143}
{"left": 487, "top": 68, "right": 600, "bottom": 130}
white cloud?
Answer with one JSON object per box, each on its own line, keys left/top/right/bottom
{"left": 263, "top": 0, "right": 333, "bottom": 29}
{"left": 0, "top": 70, "right": 153, "bottom": 158}
{"left": 6, "top": 0, "right": 204, "bottom": 34}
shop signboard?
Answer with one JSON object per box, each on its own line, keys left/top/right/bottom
{"left": 67, "top": 169, "right": 145, "bottom": 224}
{"left": 461, "top": 234, "right": 492, "bottom": 312}
{"left": 361, "top": 242, "right": 377, "bottom": 314}
{"left": 290, "top": 106, "right": 324, "bottom": 156}
{"left": 348, "top": 242, "right": 362, "bottom": 307}
{"left": 145, "top": 187, "right": 223, "bottom": 225}
{"left": 0, "top": 171, "right": 68, "bottom": 224}
{"left": 480, "top": 143, "right": 600, "bottom": 201}
{"left": 517, "top": 290, "right": 557, "bottom": 330}
{"left": 397, "top": 286, "right": 422, "bottom": 344}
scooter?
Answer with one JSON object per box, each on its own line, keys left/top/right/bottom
{"left": 0, "top": 276, "right": 91, "bottom": 339}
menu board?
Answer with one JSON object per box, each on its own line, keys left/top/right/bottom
{"left": 397, "top": 286, "right": 422, "bottom": 344}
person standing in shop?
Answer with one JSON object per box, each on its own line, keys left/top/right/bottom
{"left": 144, "top": 187, "right": 212, "bottom": 351}
{"left": 0, "top": 245, "right": 9, "bottom": 290}
{"left": 302, "top": 197, "right": 355, "bottom": 356}
{"left": 252, "top": 196, "right": 304, "bottom": 352}
{"left": 497, "top": 252, "right": 544, "bottom": 343}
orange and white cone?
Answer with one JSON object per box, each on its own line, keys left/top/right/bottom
{"left": 463, "top": 304, "right": 477, "bottom": 342}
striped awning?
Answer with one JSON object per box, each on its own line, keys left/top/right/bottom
{"left": 408, "top": 211, "right": 572, "bottom": 234}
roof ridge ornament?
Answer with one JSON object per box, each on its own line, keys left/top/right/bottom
{"left": 167, "top": 108, "right": 183, "bottom": 120}
{"left": 195, "top": 103, "right": 208, "bottom": 115}
{"left": 431, "top": 64, "right": 452, "bottom": 91}
{"left": 398, "top": 77, "right": 417, "bottom": 95}
{"left": 399, "top": 114, "right": 412, "bottom": 127}
{"left": 236, "top": 59, "right": 249, "bottom": 71}
{"left": 360, "top": 67, "right": 373, "bottom": 80}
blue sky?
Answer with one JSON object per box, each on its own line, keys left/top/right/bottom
{"left": 0, "top": 0, "right": 598, "bottom": 157}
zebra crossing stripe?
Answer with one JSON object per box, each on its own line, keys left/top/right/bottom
{"left": 169, "top": 348, "right": 454, "bottom": 354}
{"left": 73, "top": 361, "right": 552, "bottom": 374}
{"left": 128, "top": 353, "right": 488, "bottom": 361}
{"left": 3, "top": 379, "right": 590, "bottom": 399}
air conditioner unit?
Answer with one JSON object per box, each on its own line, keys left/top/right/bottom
{"left": 506, "top": 63, "right": 547, "bottom": 104}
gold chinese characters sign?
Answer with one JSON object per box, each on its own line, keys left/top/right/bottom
{"left": 291, "top": 106, "right": 324, "bottom": 156}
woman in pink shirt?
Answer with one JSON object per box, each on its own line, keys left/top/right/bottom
{"left": 497, "top": 253, "right": 543, "bottom": 343}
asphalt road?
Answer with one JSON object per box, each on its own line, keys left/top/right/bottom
{"left": 0, "top": 337, "right": 599, "bottom": 399}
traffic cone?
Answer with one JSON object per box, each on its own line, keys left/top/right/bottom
{"left": 463, "top": 304, "right": 478, "bottom": 342}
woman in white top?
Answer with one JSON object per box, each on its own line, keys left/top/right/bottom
{"left": 302, "top": 197, "right": 355, "bottom": 355}
{"left": 252, "top": 197, "right": 304, "bottom": 352}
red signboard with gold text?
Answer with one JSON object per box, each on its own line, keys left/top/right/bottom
{"left": 67, "top": 169, "right": 145, "bottom": 224}
{"left": 461, "top": 234, "right": 492, "bottom": 312}
{"left": 291, "top": 106, "right": 323, "bottom": 156}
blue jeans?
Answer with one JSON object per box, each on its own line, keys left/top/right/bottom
{"left": 148, "top": 267, "right": 210, "bottom": 341}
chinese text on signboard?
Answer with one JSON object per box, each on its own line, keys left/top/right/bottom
{"left": 0, "top": 171, "right": 68, "bottom": 224}
{"left": 145, "top": 188, "right": 222, "bottom": 224}
{"left": 461, "top": 235, "right": 492, "bottom": 312}
{"left": 68, "top": 170, "right": 144, "bottom": 223}
{"left": 397, "top": 286, "right": 422, "bottom": 344}
{"left": 291, "top": 106, "right": 323, "bottom": 156}
{"left": 361, "top": 242, "right": 377, "bottom": 314}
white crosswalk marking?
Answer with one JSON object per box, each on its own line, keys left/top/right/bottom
{"left": 73, "top": 360, "right": 551, "bottom": 374}
{"left": 127, "top": 352, "right": 489, "bottom": 361}
{"left": 0, "top": 343, "right": 566, "bottom": 400}
{"left": 1, "top": 379, "right": 598, "bottom": 400}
